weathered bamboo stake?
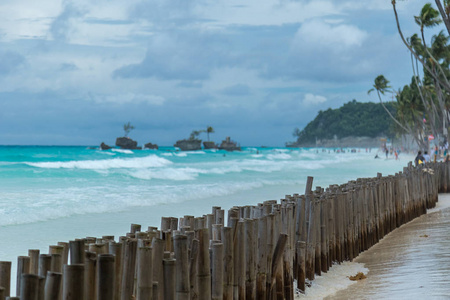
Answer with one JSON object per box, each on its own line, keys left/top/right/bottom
{"left": 221, "top": 227, "right": 233, "bottom": 300}
{"left": 136, "top": 247, "right": 153, "bottom": 300}
{"left": 0, "top": 288, "right": 4, "bottom": 300}
{"left": 228, "top": 217, "right": 239, "bottom": 299}
{"left": 97, "top": 254, "right": 115, "bottom": 300}
{"left": 211, "top": 243, "right": 224, "bottom": 300}
{"left": 244, "top": 218, "right": 256, "bottom": 300}
{"left": 63, "top": 264, "right": 85, "bottom": 300}
{"left": 206, "top": 214, "right": 214, "bottom": 239}
{"left": 263, "top": 214, "right": 274, "bottom": 297}
{"left": 212, "top": 224, "right": 222, "bottom": 241}
{"left": 20, "top": 273, "right": 39, "bottom": 300}
{"left": 295, "top": 241, "right": 306, "bottom": 293}
{"left": 17, "top": 256, "right": 31, "bottom": 297}
{"left": 152, "top": 282, "right": 158, "bottom": 300}
{"left": 69, "top": 240, "right": 85, "bottom": 265}
{"left": 121, "top": 238, "right": 137, "bottom": 300}
{"left": 0, "top": 261, "right": 11, "bottom": 298}
{"left": 131, "top": 224, "right": 141, "bottom": 234}
{"left": 44, "top": 272, "right": 62, "bottom": 300}
{"left": 163, "top": 259, "right": 175, "bottom": 300}
{"left": 256, "top": 216, "right": 267, "bottom": 300}
{"left": 109, "top": 242, "right": 123, "bottom": 300}
{"left": 84, "top": 251, "right": 96, "bottom": 300}
{"left": 320, "top": 198, "right": 328, "bottom": 273}
{"left": 189, "top": 238, "right": 199, "bottom": 300}
{"left": 50, "top": 254, "right": 62, "bottom": 274}
{"left": 39, "top": 254, "right": 52, "bottom": 286}
{"left": 28, "top": 250, "right": 40, "bottom": 276}
{"left": 197, "top": 228, "right": 211, "bottom": 300}
{"left": 37, "top": 275, "right": 45, "bottom": 300}
{"left": 170, "top": 217, "right": 179, "bottom": 232}
{"left": 268, "top": 234, "right": 287, "bottom": 299}
{"left": 152, "top": 238, "right": 165, "bottom": 300}
{"left": 173, "top": 235, "right": 190, "bottom": 300}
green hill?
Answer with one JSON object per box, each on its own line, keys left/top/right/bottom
{"left": 290, "top": 100, "right": 395, "bottom": 147}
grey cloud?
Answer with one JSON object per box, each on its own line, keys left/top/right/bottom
{"left": 113, "top": 31, "right": 237, "bottom": 80}
{"left": 59, "top": 63, "right": 78, "bottom": 72}
{"left": 0, "top": 51, "right": 25, "bottom": 76}
{"left": 130, "top": 0, "right": 198, "bottom": 28}
{"left": 220, "top": 84, "right": 250, "bottom": 96}
{"left": 49, "top": 1, "right": 86, "bottom": 42}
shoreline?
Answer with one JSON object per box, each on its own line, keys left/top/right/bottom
{"left": 295, "top": 194, "right": 450, "bottom": 299}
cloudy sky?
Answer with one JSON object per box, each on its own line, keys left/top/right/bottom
{"left": 0, "top": 0, "right": 438, "bottom": 146}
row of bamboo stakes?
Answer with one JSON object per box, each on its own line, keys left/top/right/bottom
{"left": 0, "top": 161, "right": 446, "bottom": 299}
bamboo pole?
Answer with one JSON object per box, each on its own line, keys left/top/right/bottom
{"left": 44, "top": 272, "right": 62, "bottom": 300}
{"left": 121, "top": 238, "right": 137, "bottom": 300}
{"left": 28, "top": 250, "right": 40, "bottom": 275}
{"left": 189, "top": 238, "right": 199, "bottom": 300}
{"left": 38, "top": 255, "right": 51, "bottom": 282}
{"left": 63, "top": 264, "right": 85, "bottom": 300}
{"left": 137, "top": 247, "right": 152, "bottom": 300}
{"left": 17, "top": 256, "right": 31, "bottom": 297}
{"left": 109, "top": 242, "right": 123, "bottom": 300}
{"left": 256, "top": 216, "right": 268, "bottom": 299}
{"left": 69, "top": 240, "right": 85, "bottom": 265}
{"left": 84, "top": 251, "right": 96, "bottom": 300}
{"left": 173, "top": 235, "right": 190, "bottom": 300}
{"left": 211, "top": 243, "right": 224, "bottom": 300}
{"left": 221, "top": 227, "right": 233, "bottom": 300}
{"left": 0, "top": 261, "right": 11, "bottom": 298}
{"left": 197, "top": 228, "right": 211, "bottom": 300}
{"left": 20, "top": 273, "right": 39, "bottom": 300}
{"left": 97, "top": 254, "right": 115, "bottom": 300}
{"left": 152, "top": 238, "right": 165, "bottom": 300}
{"left": 268, "top": 234, "right": 288, "bottom": 299}
{"left": 244, "top": 219, "right": 256, "bottom": 300}
{"left": 163, "top": 259, "right": 175, "bottom": 300}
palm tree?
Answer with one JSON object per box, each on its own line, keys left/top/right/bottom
{"left": 392, "top": 1, "right": 450, "bottom": 92}
{"left": 206, "top": 126, "right": 214, "bottom": 141}
{"left": 415, "top": 3, "right": 442, "bottom": 48}
{"left": 123, "top": 122, "right": 135, "bottom": 137}
{"left": 368, "top": 75, "right": 411, "bottom": 133}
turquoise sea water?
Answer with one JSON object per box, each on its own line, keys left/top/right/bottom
{"left": 0, "top": 146, "right": 412, "bottom": 228}
{"left": 0, "top": 145, "right": 415, "bottom": 293}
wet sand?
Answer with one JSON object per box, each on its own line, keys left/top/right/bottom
{"left": 297, "top": 194, "right": 450, "bottom": 299}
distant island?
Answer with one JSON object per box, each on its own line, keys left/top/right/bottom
{"left": 288, "top": 100, "right": 395, "bottom": 148}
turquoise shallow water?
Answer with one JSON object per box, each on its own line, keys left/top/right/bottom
{"left": 0, "top": 146, "right": 412, "bottom": 227}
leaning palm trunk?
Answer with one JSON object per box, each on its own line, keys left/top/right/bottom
{"left": 377, "top": 90, "right": 411, "bottom": 133}
{"left": 392, "top": 1, "right": 450, "bottom": 92}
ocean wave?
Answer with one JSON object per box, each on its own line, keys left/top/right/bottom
{"left": 25, "top": 155, "right": 172, "bottom": 170}
{"left": 266, "top": 153, "right": 292, "bottom": 160}
{"left": 112, "top": 149, "right": 134, "bottom": 154}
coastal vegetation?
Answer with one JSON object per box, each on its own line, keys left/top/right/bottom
{"left": 291, "top": 100, "right": 395, "bottom": 146}
{"left": 372, "top": 1, "right": 450, "bottom": 149}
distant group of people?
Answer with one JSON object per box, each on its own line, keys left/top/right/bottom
{"left": 415, "top": 145, "right": 450, "bottom": 166}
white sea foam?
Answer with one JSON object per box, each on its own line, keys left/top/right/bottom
{"left": 266, "top": 153, "right": 292, "bottom": 160}
{"left": 26, "top": 155, "right": 172, "bottom": 170}
{"left": 174, "top": 152, "right": 188, "bottom": 157}
{"left": 112, "top": 149, "right": 134, "bottom": 154}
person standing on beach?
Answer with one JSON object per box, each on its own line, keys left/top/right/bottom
{"left": 423, "top": 151, "right": 431, "bottom": 163}
{"left": 415, "top": 151, "right": 425, "bottom": 166}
